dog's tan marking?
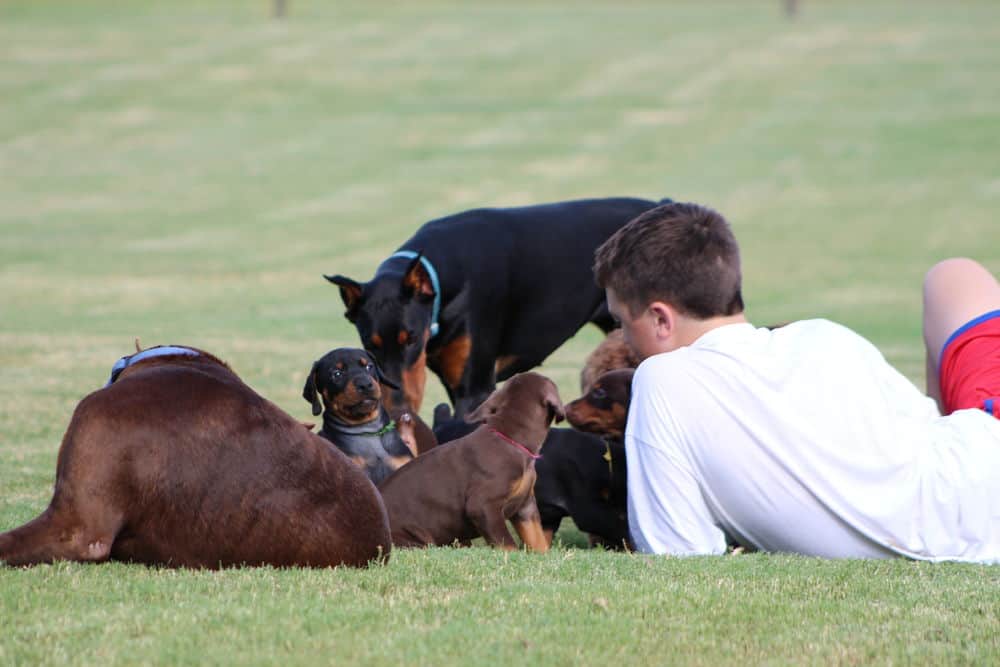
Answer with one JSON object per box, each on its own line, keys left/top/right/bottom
{"left": 399, "top": 347, "right": 428, "bottom": 412}
{"left": 505, "top": 470, "right": 536, "bottom": 510}
{"left": 388, "top": 455, "right": 412, "bottom": 470}
{"left": 327, "top": 385, "right": 381, "bottom": 425}
{"left": 350, "top": 455, "right": 366, "bottom": 469}
{"left": 433, "top": 333, "right": 472, "bottom": 390}
{"left": 542, "top": 528, "right": 555, "bottom": 548}
{"left": 512, "top": 517, "right": 549, "bottom": 553}
{"left": 494, "top": 355, "right": 519, "bottom": 377}
{"left": 397, "top": 329, "right": 410, "bottom": 347}
{"left": 370, "top": 333, "right": 383, "bottom": 349}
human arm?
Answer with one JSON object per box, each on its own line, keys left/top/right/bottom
{"left": 626, "top": 361, "right": 728, "bottom": 555}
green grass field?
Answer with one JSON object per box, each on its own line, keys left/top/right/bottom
{"left": 2, "top": 1, "right": 999, "bottom": 664}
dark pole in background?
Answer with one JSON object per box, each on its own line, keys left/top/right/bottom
{"left": 273, "top": 0, "right": 287, "bottom": 19}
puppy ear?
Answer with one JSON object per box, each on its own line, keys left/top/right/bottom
{"left": 324, "top": 275, "right": 364, "bottom": 322}
{"left": 464, "top": 392, "right": 500, "bottom": 424}
{"left": 365, "top": 351, "right": 400, "bottom": 390}
{"left": 543, "top": 385, "right": 566, "bottom": 424}
{"left": 302, "top": 362, "right": 323, "bottom": 417}
{"left": 401, "top": 253, "right": 435, "bottom": 301}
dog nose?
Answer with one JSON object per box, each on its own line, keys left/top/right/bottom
{"left": 356, "top": 377, "right": 377, "bottom": 394}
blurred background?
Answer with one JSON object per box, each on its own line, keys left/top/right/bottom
{"left": 2, "top": 0, "right": 999, "bottom": 448}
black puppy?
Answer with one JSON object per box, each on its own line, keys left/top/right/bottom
{"left": 325, "top": 196, "right": 669, "bottom": 417}
{"left": 303, "top": 348, "right": 416, "bottom": 485}
{"left": 433, "top": 404, "right": 630, "bottom": 549}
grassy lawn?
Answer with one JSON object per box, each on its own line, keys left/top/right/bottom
{"left": 2, "top": 0, "right": 999, "bottom": 664}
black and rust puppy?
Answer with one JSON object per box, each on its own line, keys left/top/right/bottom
{"left": 303, "top": 348, "right": 417, "bottom": 485}
{"left": 433, "top": 402, "right": 630, "bottom": 550}
{"left": 0, "top": 345, "right": 390, "bottom": 568}
{"left": 325, "top": 196, "right": 670, "bottom": 417}
{"left": 379, "top": 372, "right": 564, "bottom": 551}
{"left": 565, "top": 368, "right": 635, "bottom": 549}
{"left": 566, "top": 368, "right": 635, "bottom": 442}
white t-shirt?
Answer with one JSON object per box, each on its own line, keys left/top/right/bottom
{"left": 626, "top": 319, "right": 1000, "bottom": 563}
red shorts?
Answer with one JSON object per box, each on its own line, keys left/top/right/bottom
{"left": 939, "top": 309, "right": 1000, "bottom": 417}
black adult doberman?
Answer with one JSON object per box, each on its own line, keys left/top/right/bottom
{"left": 325, "top": 196, "right": 667, "bottom": 417}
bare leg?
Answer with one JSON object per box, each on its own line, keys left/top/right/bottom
{"left": 922, "top": 258, "right": 1000, "bottom": 410}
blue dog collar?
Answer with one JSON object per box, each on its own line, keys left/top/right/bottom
{"left": 105, "top": 345, "right": 200, "bottom": 387}
{"left": 385, "top": 250, "right": 442, "bottom": 339}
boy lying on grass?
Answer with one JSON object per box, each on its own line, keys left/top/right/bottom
{"left": 594, "top": 202, "right": 1000, "bottom": 563}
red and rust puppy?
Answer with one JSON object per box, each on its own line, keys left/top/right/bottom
{"left": 432, "top": 404, "right": 630, "bottom": 549}
{"left": 378, "top": 372, "right": 564, "bottom": 551}
{"left": 579, "top": 329, "right": 639, "bottom": 394}
{"left": 0, "top": 345, "right": 391, "bottom": 569}
{"left": 325, "top": 196, "right": 670, "bottom": 418}
{"left": 303, "top": 348, "right": 420, "bottom": 485}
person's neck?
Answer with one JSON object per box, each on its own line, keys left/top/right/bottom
{"left": 672, "top": 312, "right": 747, "bottom": 348}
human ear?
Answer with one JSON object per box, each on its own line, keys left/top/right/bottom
{"left": 648, "top": 301, "right": 675, "bottom": 341}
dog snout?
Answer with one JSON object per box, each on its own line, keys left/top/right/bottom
{"left": 353, "top": 376, "right": 379, "bottom": 396}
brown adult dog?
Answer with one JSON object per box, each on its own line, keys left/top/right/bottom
{"left": 0, "top": 345, "right": 391, "bottom": 569}
{"left": 579, "top": 329, "right": 639, "bottom": 393}
{"left": 378, "top": 372, "right": 564, "bottom": 551}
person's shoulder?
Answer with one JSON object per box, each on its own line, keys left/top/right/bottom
{"left": 773, "top": 318, "right": 867, "bottom": 345}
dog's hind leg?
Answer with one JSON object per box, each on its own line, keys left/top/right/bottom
{"left": 0, "top": 503, "right": 123, "bottom": 567}
{"left": 467, "top": 506, "right": 518, "bottom": 551}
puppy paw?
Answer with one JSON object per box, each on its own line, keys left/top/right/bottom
{"left": 396, "top": 413, "right": 418, "bottom": 457}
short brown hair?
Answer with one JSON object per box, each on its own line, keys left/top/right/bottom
{"left": 593, "top": 202, "right": 744, "bottom": 319}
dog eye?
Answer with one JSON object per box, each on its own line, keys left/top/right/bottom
{"left": 591, "top": 387, "right": 607, "bottom": 399}
{"left": 332, "top": 369, "right": 344, "bottom": 379}
{"left": 365, "top": 362, "right": 374, "bottom": 372}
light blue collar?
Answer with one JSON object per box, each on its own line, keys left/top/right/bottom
{"left": 106, "top": 346, "right": 200, "bottom": 386}
{"left": 386, "top": 251, "right": 442, "bottom": 338}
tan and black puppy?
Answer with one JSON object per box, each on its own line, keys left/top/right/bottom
{"left": 378, "top": 372, "right": 564, "bottom": 551}
{"left": 303, "top": 348, "right": 418, "bottom": 485}
{"left": 0, "top": 345, "right": 391, "bottom": 569}
{"left": 566, "top": 368, "right": 636, "bottom": 549}
{"left": 566, "top": 368, "right": 635, "bottom": 441}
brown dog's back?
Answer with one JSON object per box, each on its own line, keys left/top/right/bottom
{"left": 1, "top": 353, "right": 391, "bottom": 568}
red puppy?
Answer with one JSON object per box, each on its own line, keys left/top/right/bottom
{"left": 378, "top": 372, "right": 564, "bottom": 551}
